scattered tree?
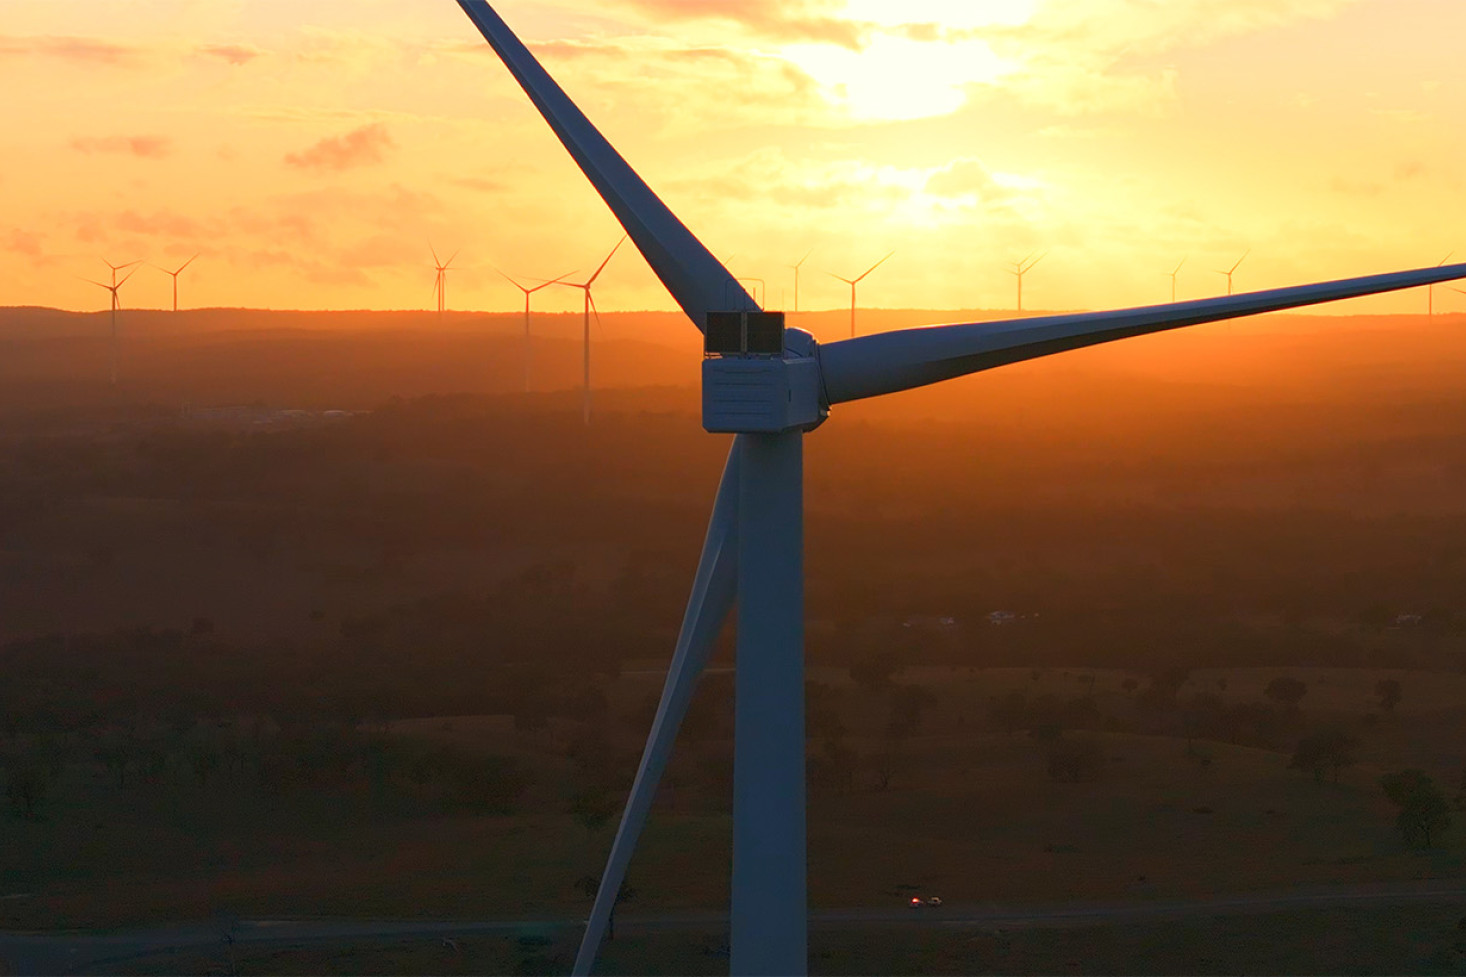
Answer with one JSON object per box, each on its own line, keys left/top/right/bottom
{"left": 1289, "top": 729, "right": 1359, "bottom": 783}
{"left": 1046, "top": 737, "right": 1104, "bottom": 783}
{"left": 1380, "top": 769, "right": 1452, "bottom": 849}
{"left": 1264, "top": 676, "right": 1308, "bottom": 712}
{"left": 1375, "top": 679, "right": 1402, "bottom": 714}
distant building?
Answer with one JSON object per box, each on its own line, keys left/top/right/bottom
{"left": 987, "top": 610, "right": 1016, "bottom": 626}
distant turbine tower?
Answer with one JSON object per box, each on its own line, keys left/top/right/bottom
{"left": 1009, "top": 251, "right": 1045, "bottom": 312}
{"left": 82, "top": 263, "right": 139, "bottom": 386}
{"left": 430, "top": 245, "right": 458, "bottom": 315}
{"left": 499, "top": 267, "right": 573, "bottom": 393}
{"left": 1167, "top": 257, "right": 1186, "bottom": 303}
{"left": 153, "top": 254, "right": 199, "bottom": 313}
{"left": 790, "top": 249, "right": 813, "bottom": 314}
{"left": 829, "top": 251, "right": 893, "bottom": 338}
{"left": 452, "top": 4, "right": 1466, "bottom": 974}
{"left": 1429, "top": 252, "right": 1453, "bottom": 316}
{"left": 1215, "top": 250, "right": 1249, "bottom": 296}
{"left": 556, "top": 237, "right": 625, "bottom": 425}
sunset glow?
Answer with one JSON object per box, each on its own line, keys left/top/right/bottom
{"left": 3, "top": 0, "right": 1465, "bottom": 316}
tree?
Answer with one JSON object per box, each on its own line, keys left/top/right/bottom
{"left": 3, "top": 756, "right": 49, "bottom": 819}
{"left": 1264, "top": 676, "right": 1308, "bottom": 712}
{"left": 1375, "top": 679, "right": 1402, "bottom": 714}
{"left": 1380, "top": 770, "right": 1452, "bottom": 849}
{"left": 850, "top": 651, "right": 899, "bottom": 693}
{"left": 574, "top": 874, "right": 636, "bottom": 941}
{"left": 1289, "top": 729, "right": 1359, "bottom": 783}
{"left": 1046, "top": 737, "right": 1104, "bottom": 783}
{"left": 569, "top": 788, "right": 618, "bottom": 834}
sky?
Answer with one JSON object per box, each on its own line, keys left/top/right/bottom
{"left": 3, "top": 0, "right": 1466, "bottom": 317}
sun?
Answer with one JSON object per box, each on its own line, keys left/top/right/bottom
{"left": 776, "top": 1, "right": 1037, "bottom": 121}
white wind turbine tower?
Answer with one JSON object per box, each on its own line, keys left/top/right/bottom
{"left": 829, "top": 251, "right": 893, "bottom": 338}
{"left": 1429, "top": 252, "right": 1453, "bottom": 315}
{"left": 451, "top": 3, "right": 1466, "bottom": 974}
{"left": 1167, "top": 257, "right": 1186, "bottom": 303}
{"left": 82, "top": 262, "right": 140, "bottom": 386}
{"left": 1009, "top": 250, "right": 1045, "bottom": 312}
{"left": 789, "top": 249, "right": 812, "bottom": 314}
{"left": 154, "top": 254, "right": 199, "bottom": 313}
{"left": 555, "top": 237, "right": 624, "bottom": 425}
{"left": 430, "top": 245, "right": 458, "bottom": 315}
{"left": 499, "top": 268, "right": 574, "bottom": 393}
{"left": 1215, "top": 249, "right": 1249, "bottom": 296}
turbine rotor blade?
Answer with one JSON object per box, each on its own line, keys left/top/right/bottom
{"left": 855, "top": 250, "right": 895, "bottom": 283}
{"left": 821, "top": 262, "right": 1466, "bottom": 405}
{"left": 176, "top": 253, "right": 199, "bottom": 274}
{"left": 454, "top": 1, "right": 753, "bottom": 326}
{"left": 572, "top": 440, "right": 742, "bottom": 976}
{"left": 586, "top": 236, "right": 627, "bottom": 288}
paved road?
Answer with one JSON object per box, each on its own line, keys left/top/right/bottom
{"left": 2, "top": 879, "right": 1464, "bottom": 975}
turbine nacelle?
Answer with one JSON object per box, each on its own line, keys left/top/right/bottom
{"left": 702, "top": 316, "right": 825, "bottom": 433}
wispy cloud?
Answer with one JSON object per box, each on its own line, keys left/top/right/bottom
{"left": 612, "top": 0, "right": 867, "bottom": 49}
{"left": 284, "top": 123, "right": 394, "bottom": 171}
{"left": 198, "top": 43, "right": 262, "bottom": 66}
{"left": 70, "top": 135, "right": 174, "bottom": 158}
{"left": 0, "top": 35, "right": 142, "bottom": 66}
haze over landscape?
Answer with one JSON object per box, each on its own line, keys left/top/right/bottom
{"left": 4, "top": 2, "right": 1466, "bottom": 975}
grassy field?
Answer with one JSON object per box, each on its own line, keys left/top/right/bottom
{"left": 3, "top": 665, "right": 1464, "bottom": 941}
{"left": 99, "top": 903, "right": 1466, "bottom": 975}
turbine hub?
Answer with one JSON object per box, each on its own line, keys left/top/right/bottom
{"left": 701, "top": 312, "right": 827, "bottom": 433}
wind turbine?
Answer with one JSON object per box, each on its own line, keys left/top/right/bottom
{"left": 829, "top": 251, "right": 893, "bottom": 338}
{"left": 81, "top": 264, "right": 139, "bottom": 386}
{"left": 154, "top": 254, "right": 199, "bottom": 313}
{"left": 451, "top": 3, "right": 1466, "bottom": 974}
{"left": 430, "top": 245, "right": 458, "bottom": 315}
{"left": 1009, "top": 251, "right": 1045, "bottom": 312}
{"left": 499, "top": 268, "right": 573, "bottom": 393}
{"left": 1167, "top": 257, "right": 1186, "bottom": 303}
{"left": 1215, "top": 249, "right": 1249, "bottom": 296}
{"left": 790, "top": 249, "right": 812, "bottom": 314}
{"left": 555, "top": 237, "right": 624, "bottom": 425}
{"left": 1429, "top": 252, "right": 1453, "bottom": 315}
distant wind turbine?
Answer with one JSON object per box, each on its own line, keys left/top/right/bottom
{"left": 452, "top": 3, "right": 1466, "bottom": 974}
{"left": 1009, "top": 251, "right": 1045, "bottom": 312}
{"left": 1167, "top": 257, "right": 1186, "bottom": 303}
{"left": 555, "top": 237, "right": 625, "bottom": 425}
{"left": 790, "top": 249, "right": 813, "bottom": 314}
{"left": 1429, "top": 252, "right": 1454, "bottom": 315}
{"left": 153, "top": 254, "right": 199, "bottom": 313}
{"left": 829, "top": 251, "right": 893, "bottom": 338}
{"left": 82, "top": 263, "right": 139, "bottom": 386}
{"left": 499, "top": 267, "right": 574, "bottom": 393}
{"left": 1215, "top": 250, "right": 1249, "bottom": 296}
{"left": 430, "top": 245, "right": 458, "bottom": 315}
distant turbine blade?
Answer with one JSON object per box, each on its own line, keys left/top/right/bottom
{"left": 1172, "top": 257, "right": 1186, "bottom": 275}
{"left": 116, "top": 267, "right": 138, "bottom": 288}
{"left": 429, "top": 242, "right": 442, "bottom": 267}
{"left": 1230, "top": 249, "right": 1249, "bottom": 274}
{"left": 821, "top": 262, "right": 1466, "bottom": 405}
{"left": 453, "top": 1, "right": 754, "bottom": 326}
{"left": 1026, "top": 251, "right": 1047, "bottom": 273}
{"left": 855, "top": 250, "right": 895, "bottom": 283}
{"left": 586, "top": 236, "right": 626, "bottom": 288}
{"left": 794, "top": 248, "right": 813, "bottom": 270}
{"left": 80, "top": 277, "right": 110, "bottom": 290}
{"left": 445, "top": 250, "right": 460, "bottom": 269}
{"left": 176, "top": 253, "right": 199, "bottom": 274}
{"left": 573, "top": 441, "right": 742, "bottom": 976}
{"left": 1439, "top": 252, "right": 1454, "bottom": 267}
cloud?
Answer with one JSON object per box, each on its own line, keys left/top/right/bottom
{"left": 924, "top": 159, "right": 1012, "bottom": 202}
{"left": 612, "top": 0, "right": 867, "bottom": 49}
{"left": 70, "top": 135, "right": 174, "bottom": 158}
{"left": 4, "top": 229, "right": 43, "bottom": 257}
{"left": 0, "top": 35, "right": 142, "bottom": 66}
{"left": 115, "top": 210, "right": 209, "bottom": 238}
{"left": 197, "top": 43, "right": 262, "bottom": 65}
{"left": 284, "top": 123, "right": 394, "bottom": 171}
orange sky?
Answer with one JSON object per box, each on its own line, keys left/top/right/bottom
{"left": 3, "top": 0, "right": 1465, "bottom": 317}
